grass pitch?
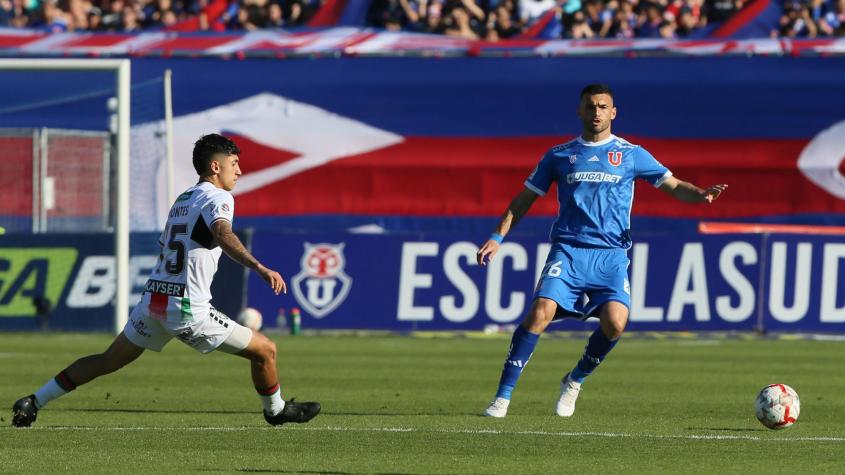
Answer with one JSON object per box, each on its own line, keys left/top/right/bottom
{"left": 1, "top": 332, "right": 844, "bottom": 474}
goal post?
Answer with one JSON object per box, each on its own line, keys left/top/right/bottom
{"left": 0, "top": 59, "right": 131, "bottom": 334}
{"left": 164, "top": 68, "right": 175, "bottom": 208}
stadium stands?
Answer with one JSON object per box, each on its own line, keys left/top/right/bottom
{"left": 0, "top": 0, "right": 841, "bottom": 38}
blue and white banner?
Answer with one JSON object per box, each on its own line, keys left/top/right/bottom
{"left": 248, "top": 232, "right": 845, "bottom": 333}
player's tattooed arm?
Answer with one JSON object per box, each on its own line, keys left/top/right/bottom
{"left": 212, "top": 219, "right": 260, "bottom": 268}
{"left": 659, "top": 176, "right": 728, "bottom": 204}
{"left": 212, "top": 219, "right": 287, "bottom": 295}
{"left": 478, "top": 188, "right": 540, "bottom": 266}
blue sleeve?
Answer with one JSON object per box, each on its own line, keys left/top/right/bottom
{"left": 633, "top": 146, "right": 672, "bottom": 187}
{"left": 524, "top": 151, "right": 555, "bottom": 196}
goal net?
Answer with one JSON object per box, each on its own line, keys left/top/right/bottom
{"left": 0, "top": 60, "right": 170, "bottom": 333}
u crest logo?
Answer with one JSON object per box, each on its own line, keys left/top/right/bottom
{"left": 292, "top": 243, "right": 352, "bottom": 319}
{"left": 608, "top": 151, "right": 622, "bottom": 166}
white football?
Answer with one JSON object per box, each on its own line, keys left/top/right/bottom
{"left": 237, "top": 307, "right": 263, "bottom": 331}
{"left": 755, "top": 384, "right": 800, "bottom": 430}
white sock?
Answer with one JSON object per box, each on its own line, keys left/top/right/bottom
{"left": 260, "top": 387, "right": 285, "bottom": 416}
{"left": 34, "top": 379, "right": 68, "bottom": 409}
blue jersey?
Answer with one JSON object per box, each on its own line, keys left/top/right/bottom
{"left": 525, "top": 135, "right": 671, "bottom": 249}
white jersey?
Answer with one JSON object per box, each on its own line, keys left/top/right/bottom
{"left": 140, "top": 181, "right": 234, "bottom": 323}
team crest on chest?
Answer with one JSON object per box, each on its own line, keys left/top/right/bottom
{"left": 569, "top": 155, "right": 578, "bottom": 164}
{"left": 292, "top": 242, "right": 352, "bottom": 318}
{"left": 608, "top": 151, "right": 623, "bottom": 166}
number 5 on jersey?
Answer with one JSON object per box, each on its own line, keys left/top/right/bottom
{"left": 165, "top": 223, "right": 188, "bottom": 275}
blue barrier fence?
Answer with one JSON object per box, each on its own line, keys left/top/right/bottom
{"left": 246, "top": 232, "right": 845, "bottom": 333}
{"left": 0, "top": 232, "right": 249, "bottom": 331}
{"left": 0, "top": 231, "right": 841, "bottom": 332}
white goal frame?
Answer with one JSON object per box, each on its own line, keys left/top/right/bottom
{"left": 0, "top": 59, "right": 131, "bottom": 334}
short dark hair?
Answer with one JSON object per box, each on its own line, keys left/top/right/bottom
{"left": 192, "top": 133, "right": 240, "bottom": 175}
{"left": 580, "top": 84, "right": 614, "bottom": 101}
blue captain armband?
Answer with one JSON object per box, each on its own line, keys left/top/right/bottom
{"left": 490, "top": 233, "right": 504, "bottom": 244}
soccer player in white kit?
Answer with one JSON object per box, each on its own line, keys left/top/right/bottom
{"left": 11, "top": 134, "right": 320, "bottom": 428}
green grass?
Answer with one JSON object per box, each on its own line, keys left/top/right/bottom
{"left": 1, "top": 332, "right": 844, "bottom": 474}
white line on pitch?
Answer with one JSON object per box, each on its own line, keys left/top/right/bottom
{"left": 17, "top": 425, "right": 845, "bottom": 442}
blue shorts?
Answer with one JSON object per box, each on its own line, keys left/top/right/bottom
{"left": 535, "top": 242, "right": 631, "bottom": 320}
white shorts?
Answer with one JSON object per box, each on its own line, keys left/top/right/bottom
{"left": 124, "top": 304, "right": 253, "bottom": 354}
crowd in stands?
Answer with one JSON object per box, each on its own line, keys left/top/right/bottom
{"left": 0, "top": 0, "right": 321, "bottom": 31}
{"left": 772, "top": 0, "right": 845, "bottom": 37}
{"left": 367, "top": 0, "right": 746, "bottom": 39}
{"left": 367, "top": 0, "right": 845, "bottom": 39}
{"left": 0, "top": 0, "right": 842, "bottom": 38}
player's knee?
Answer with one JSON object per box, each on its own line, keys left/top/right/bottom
{"left": 265, "top": 340, "right": 277, "bottom": 362}
{"left": 524, "top": 300, "right": 556, "bottom": 332}
{"left": 607, "top": 320, "right": 626, "bottom": 339}
{"left": 603, "top": 314, "right": 628, "bottom": 339}
{"left": 257, "top": 337, "right": 276, "bottom": 363}
{"left": 525, "top": 311, "right": 552, "bottom": 328}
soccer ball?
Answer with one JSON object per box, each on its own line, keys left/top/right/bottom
{"left": 755, "top": 384, "right": 800, "bottom": 430}
{"left": 237, "top": 307, "right": 263, "bottom": 331}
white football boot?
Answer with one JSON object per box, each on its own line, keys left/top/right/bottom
{"left": 554, "top": 373, "right": 582, "bottom": 417}
{"left": 483, "top": 397, "right": 510, "bottom": 418}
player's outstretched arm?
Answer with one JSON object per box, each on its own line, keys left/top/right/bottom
{"left": 658, "top": 176, "right": 728, "bottom": 204}
{"left": 477, "top": 188, "right": 539, "bottom": 266}
{"left": 211, "top": 220, "right": 287, "bottom": 295}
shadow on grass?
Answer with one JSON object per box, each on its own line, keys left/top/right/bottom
{"left": 57, "top": 408, "right": 470, "bottom": 417}
{"left": 235, "top": 471, "right": 465, "bottom": 475}
{"left": 689, "top": 427, "right": 767, "bottom": 432}
{"left": 323, "top": 412, "right": 476, "bottom": 417}
{"left": 58, "top": 408, "right": 254, "bottom": 415}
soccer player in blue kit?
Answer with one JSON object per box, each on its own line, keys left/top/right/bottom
{"left": 478, "top": 84, "right": 728, "bottom": 418}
